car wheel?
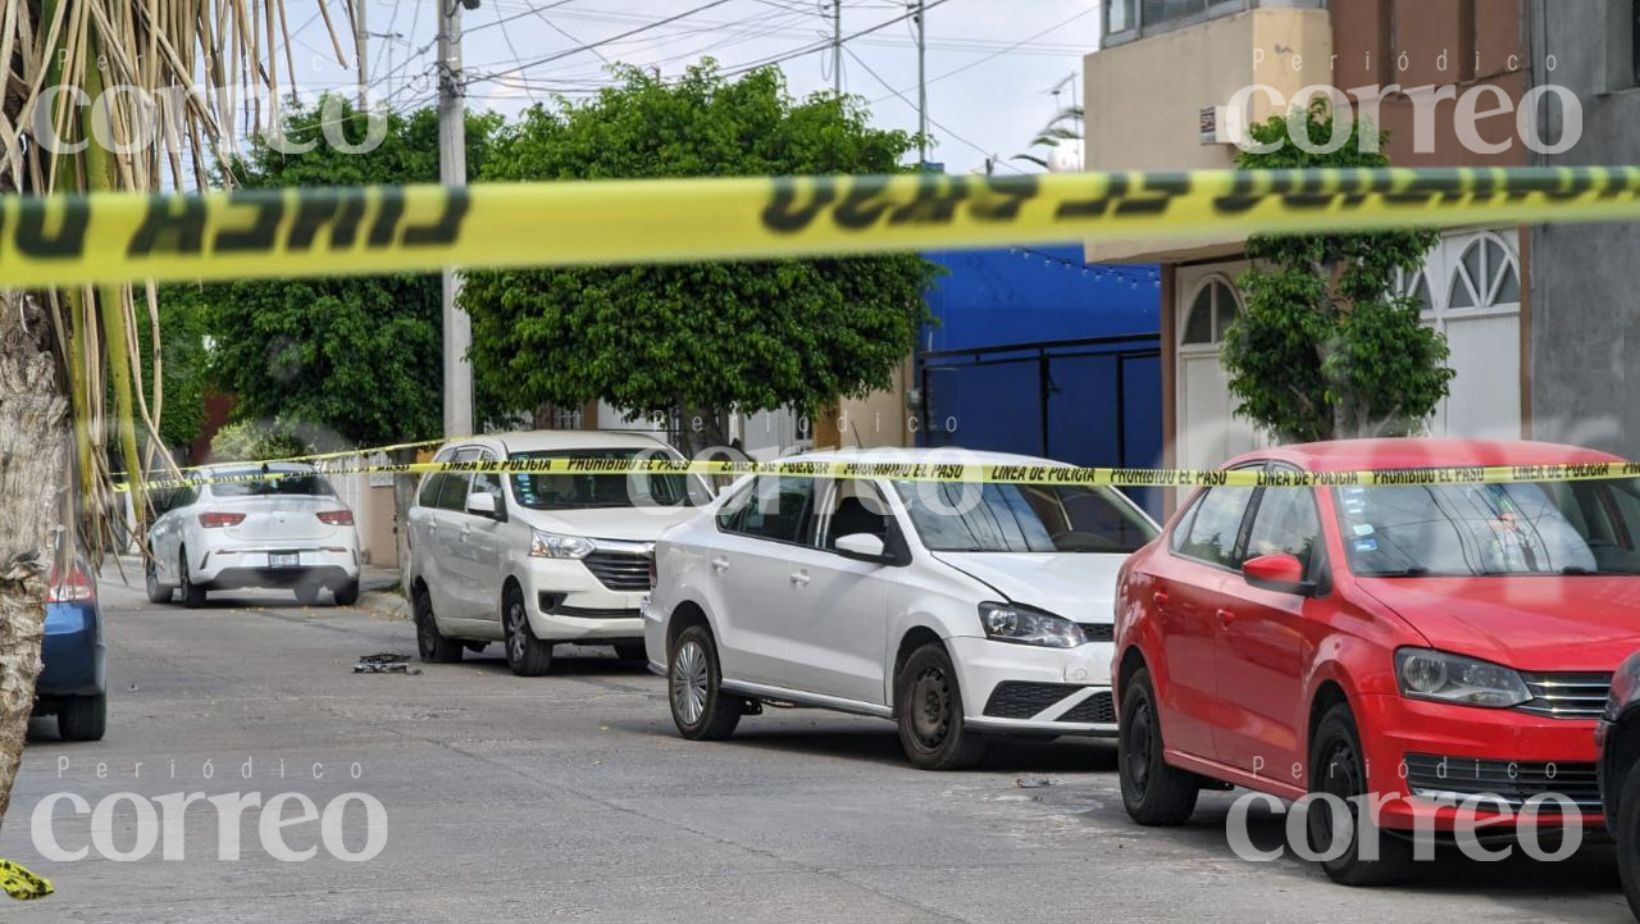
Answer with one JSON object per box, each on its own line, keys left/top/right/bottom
{"left": 294, "top": 581, "right": 321, "bottom": 607}
{"left": 413, "top": 585, "right": 463, "bottom": 663}
{"left": 1118, "top": 668, "right": 1201, "bottom": 825}
{"left": 1616, "top": 761, "right": 1640, "bottom": 920}
{"left": 503, "top": 585, "right": 553, "bottom": 677}
{"left": 178, "top": 548, "right": 206, "bottom": 609}
{"left": 331, "top": 580, "right": 360, "bottom": 607}
{"left": 1308, "top": 703, "right": 1412, "bottom": 886}
{"left": 57, "top": 694, "right": 107, "bottom": 742}
{"left": 614, "top": 642, "right": 648, "bottom": 663}
{"left": 668, "top": 624, "right": 742, "bottom": 741}
{"left": 894, "top": 643, "right": 986, "bottom": 771}
{"left": 144, "top": 558, "right": 172, "bottom": 604}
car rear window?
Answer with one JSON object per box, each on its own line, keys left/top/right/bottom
{"left": 209, "top": 471, "right": 337, "bottom": 498}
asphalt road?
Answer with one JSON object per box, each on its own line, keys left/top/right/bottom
{"left": 0, "top": 571, "right": 1631, "bottom": 923}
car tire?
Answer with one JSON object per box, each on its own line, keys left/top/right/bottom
{"left": 1616, "top": 762, "right": 1640, "bottom": 920}
{"left": 1307, "top": 703, "right": 1413, "bottom": 887}
{"left": 178, "top": 548, "right": 206, "bottom": 609}
{"left": 413, "top": 585, "right": 463, "bottom": 663}
{"left": 503, "top": 584, "right": 553, "bottom": 677}
{"left": 668, "top": 624, "right": 742, "bottom": 741}
{"left": 57, "top": 694, "right": 107, "bottom": 742}
{"left": 331, "top": 580, "right": 360, "bottom": 607}
{"left": 894, "top": 642, "right": 986, "bottom": 771}
{"left": 614, "top": 642, "right": 648, "bottom": 663}
{"left": 144, "top": 558, "right": 172, "bottom": 604}
{"left": 294, "top": 581, "right": 322, "bottom": 607}
{"left": 1118, "top": 668, "right": 1201, "bottom": 826}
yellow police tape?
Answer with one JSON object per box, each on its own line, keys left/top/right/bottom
{"left": 0, "top": 858, "right": 52, "bottom": 901}
{"left": 7, "top": 166, "right": 1640, "bottom": 288}
{"left": 117, "top": 457, "right": 1640, "bottom": 493}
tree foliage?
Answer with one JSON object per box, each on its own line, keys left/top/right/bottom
{"left": 1220, "top": 101, "right": 1453, "bottom": 442}
{"left": 461, "top": 64, "right": 939, "bottom": 441}
{"left": 195, "top": 98, "right": 501, "bottom": 450}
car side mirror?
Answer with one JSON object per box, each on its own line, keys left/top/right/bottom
{"left": 466, "top": 491, "right": 499, "bottom": 518}
{"left": 834, "top": 533, "right": 889, "bottom": 563}
{"left": 1243, "top": 553, "right": 1317, "bottom": 597}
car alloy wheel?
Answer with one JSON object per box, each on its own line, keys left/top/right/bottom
{"left": 908, "top": 666, "right": 953, "bottom": 750}
{"left": 671, "top": 639, "right": 709, "bottom": 726}
{"left": 506, "top": 598, "right": 527, "bottom": 664}
{"left": 502, "top": 585, "right": 552, "bottom": 676}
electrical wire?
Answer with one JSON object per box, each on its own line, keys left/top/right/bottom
{"left": 841, "top": 44, "right": 1023, "bottom": 173}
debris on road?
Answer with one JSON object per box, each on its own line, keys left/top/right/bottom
{"left": 353, "top": 653, "right": 421, "bottom": 675}
{"left": 1015, "top": 777, "right": 1055, "bottom": 789}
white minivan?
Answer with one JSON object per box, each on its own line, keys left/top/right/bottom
{"left": 644, "top": 449, "right": 1160, "bottom": 770}
{"left": 408, "top": 430, "right": 707, "bottom": 676}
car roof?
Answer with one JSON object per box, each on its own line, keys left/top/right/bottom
{"left": 1227, "top": 438, "right": 1623, "bottom": 473}
{"left": 448, "top": 429, "right": 675, "bottom": 456}
{"left": 792, "top": 447, "right": 1077, "bottom": 468}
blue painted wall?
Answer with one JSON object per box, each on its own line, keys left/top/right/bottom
{"left": 917, "top": 245, "right": 1164, "bottom": 516}
{"left": 922, "top": 245, "right": 1160, "bottom": 351}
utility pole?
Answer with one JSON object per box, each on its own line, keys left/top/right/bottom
{"left": 833, "top": 0, "right": 842, "bottom": 96}
{"left": 438, "top": 0, "right": 474, "bottom": 437}
{"left": 353, "top": 0, "right": 368, "bottom": 110}
{"left": 914, "top": 0, "right": 927, "bottom": 167}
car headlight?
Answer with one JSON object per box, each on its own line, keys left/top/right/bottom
{"left": 978, "top": 602, "right": 1087, "bottom": 649}
{"left": 530, "top": 530, "right": 595, "bottom": 560}
{"left": 1395, "top": 648, "right": 1531, "bottom": 709}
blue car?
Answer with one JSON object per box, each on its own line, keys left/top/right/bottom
{"left": 32, "top": 563, "right": 107, "bottom": 742}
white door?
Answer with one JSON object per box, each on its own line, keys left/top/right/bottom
{"left": 710, "top": 475, "right": 820, "bottom": 688}
{"left": 1177, "top": 275, "right": 1261, "bottom": 473}
{"left": 790, "top": 479, "right": 896, "bottom": 705}
{"left": 1398, "top": 231, "right": 1523, "bottom": 440}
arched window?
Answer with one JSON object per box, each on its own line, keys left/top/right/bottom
{"left": 1394, "top": 267, "right": 1435, "bottom": 314}
{"left": 1181, "top": 278, "right": 1239, "bottom": 347}
{"left": 1447, "top": 236, "right": 1521, "bottom": 310}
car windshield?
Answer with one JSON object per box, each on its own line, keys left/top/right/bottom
{"left": 1336, "top": 479, "right": 1640, "bottom": 577}
{"left": 209, "top": 471, "right": 336, "bottom": 497}
{"left": 894, "top": 480, "right": 1157, "bottom": 554}
{"left": 508, "top": 448, "right": 694, "bottom": 510}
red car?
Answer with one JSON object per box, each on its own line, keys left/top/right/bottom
{"left": 1114, "top": 439, "right": 1640, "bottom": 885}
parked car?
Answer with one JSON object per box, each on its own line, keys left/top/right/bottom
{"left": 1115, "top": 438, "right": 1640, "bottom": 885}
{"left": 407, "top": 430, "right": 708, "bottom": 676}
{"left": 146, "top": 463, "right": 362, "bottom": 608}
{"left": 1600, "top": 651, "right": 1640, "bottom": 920}
{"left": 644, "top": 448, "right": 1160, "bottom": 770}
{"left": 34, "top": 559, "right": 107, "bottom": 742}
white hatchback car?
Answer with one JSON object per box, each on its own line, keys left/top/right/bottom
{"left": 146, "top": 463, "right": 362, "bottom": 608}
{"left": 408, "top": 430, "right": 707, "bottom": 676}
{"left": 645, "top": 449, "right": 1160, "bottom": 770}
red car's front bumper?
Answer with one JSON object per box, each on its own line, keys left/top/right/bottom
{"left": 1354, "top": 693, "right": 1603, "bottom": 832}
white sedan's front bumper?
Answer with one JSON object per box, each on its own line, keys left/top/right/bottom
{"left": 947, "top": 637, "right": 1118, "bottom": 738}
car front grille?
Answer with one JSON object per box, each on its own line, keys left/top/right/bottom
{"left": 581, "top": 550, "right": 653, "bottom": 591}
{"left": 1518, "top": 672, "right": 1612, "bottom": 720}
{"left": 983, "top": 682, "right": 1075, "bottom": 719}
{"left": 1058, "top": 691, "right": 1116, "bottom": 724}
{"left": 1078, "top": 623, "right": 1115, "bottom": 643}
{"left": 981, "top": 682, "right": 1114, "bottom": 724}
{"left": 1403, "top": 754, "right": 1602, "bottom": 813}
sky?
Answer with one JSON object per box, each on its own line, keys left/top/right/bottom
{"left": 279, "top": 0, "right": 1101, "bottom": 175}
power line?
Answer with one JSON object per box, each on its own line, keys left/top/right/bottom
{"left": 871, "top": 4, "right": 1099, "bottom": 105}
{"left": 714, "top": 0, "right": 950, "bottom": 79}
{"left": 842, "top": 44, "right": 1023, "bottom": 173}
{"left": 473, "top": 0, "right": 740, "bottom": 84}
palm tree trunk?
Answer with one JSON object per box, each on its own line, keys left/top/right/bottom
{"left": 0, "top": 292, "right": 70, "bottom": 827}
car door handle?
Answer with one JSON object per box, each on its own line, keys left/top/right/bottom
{"left": 789, "top": 569, "right": 810, "bottom": 587}
{"left": 1216, "top": 608, "right": 1238, "bottom": 627}
{"left": 711, "top": 556, "right": 731, "bottom": 573}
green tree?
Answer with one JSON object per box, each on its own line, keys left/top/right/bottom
{"left": 197, "top": 97, "right": 502, "bottom": 451}
{"left": 1221, "top": 101, "right": 1453, "bottom": 442}
{"left": 461, "top": 64, "right": 939, "bottom": 448}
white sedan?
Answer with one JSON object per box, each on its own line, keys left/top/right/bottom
{"left": 644, "top": 448, "right": 1160, "bottom": 770}
{"left": 146, "top": 463, "right": 362, "bottom": 607}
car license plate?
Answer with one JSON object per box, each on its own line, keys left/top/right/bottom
{"left": 270, "top": 552, "right": 300, "bottom": 569}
